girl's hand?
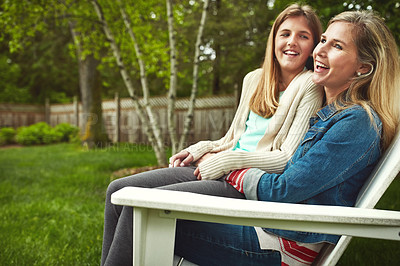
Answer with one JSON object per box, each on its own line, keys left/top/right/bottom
{"left": 193, "top": 153, "right": 216, "bottom": 180}
{"left": 169, "top": 150, "right": 194, "bottom": 168}
{"left": 195, "top": 152, "right": 216, "bottom": 165}
{"left": 194, "top": 167, "right": 202, "bottom": 180}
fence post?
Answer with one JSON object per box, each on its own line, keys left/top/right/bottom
{"left": 73, "top": 96, "right": 79, "bottom": 127}
{"left": 234, "top": 83, "right": 240, "bottom": 108}
{"left": 114, "top": 92, "right": 120, "bottom": 143}
{"left": 45, "top": 98, "right": 50, "bottom": 124}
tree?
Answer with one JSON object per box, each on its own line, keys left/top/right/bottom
{"left": 91, "top": 0, "right": 211, "bottom": 164}
{"left": 178, "top": 0, "right": 210, "bottom": 152}
{"left": 0, "top": 0, "right": 110, "bottom": 147}
{"left": 166, "top": 0, "right": 179, "bottom": 154}
{"left": 0, "top": 2, "right": 78, "bottom": 104}
{"left": 1, "top": 0, "right": 399, "bottom": 164}
{"left": 91, "top": 0, "right": 168, "bottom": 165}
{"left": 64, "top": 0, "right": 110, "bottom": 148}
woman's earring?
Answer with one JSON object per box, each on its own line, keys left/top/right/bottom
{"left": 357, "top": 72, "right": 362, "bottom": 76}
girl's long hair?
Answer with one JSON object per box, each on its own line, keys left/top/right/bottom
{"left": 330, "top": 11, "right": 400, "bottom": 149}
{"left": 250, "top": 3, "right": 322, "bottom": 118}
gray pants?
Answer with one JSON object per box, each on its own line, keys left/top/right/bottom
{"left": 101, "top": 166, "right": 245, "bottom": 266}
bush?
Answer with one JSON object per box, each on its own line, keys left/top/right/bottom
{"left": 0, "top": 127, "right": 16, "bottom": 145}
{"left": 16, "top": 126, "right": 40, "bottom": 145}
{"left": 16, "top": 122, "right": 62, "bottom": 146}
{"left": 53, "top": 123, "right": 79, "bottom": 142}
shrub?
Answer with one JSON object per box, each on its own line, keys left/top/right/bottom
{"left": 16, "top": 126, "right": 40, "bottom": 145}
{"left": 16, "top": 122, "right": 62, "bottom": 145}
{"left": 0, "top": 127, "right": 16, "bottom": 145}
{"left": 54, "top": 123, "right": 79, "bottom": 142}
{"left": 42, "top": 128, "right": 63, "bottom": 145}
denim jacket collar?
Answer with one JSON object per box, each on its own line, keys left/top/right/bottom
{"left": 317, "top": 103, "right": 339, "bottom": 121}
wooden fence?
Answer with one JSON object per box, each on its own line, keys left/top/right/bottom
{"left": 0, "top": 103, "right": 45, "bottom": 128}
{"left": 0, "top": 95, "right": 237, "bottom": 146}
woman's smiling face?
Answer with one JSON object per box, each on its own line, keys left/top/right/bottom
{"left": 312, "top": 21, "right": 364, "bottom": 98}
{"left": 274, "top": 15, "right": 314, "bottom": 77}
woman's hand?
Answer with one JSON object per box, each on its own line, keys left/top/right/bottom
{"left": 169, "top": 150, "right": 194, "bottom": 168}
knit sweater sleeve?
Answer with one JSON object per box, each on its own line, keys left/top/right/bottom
{"left": 199, "top": 72, "right": 324, "bottom": 180}
{"left": 183, "top": 69, "right": 261, "bottom": 161}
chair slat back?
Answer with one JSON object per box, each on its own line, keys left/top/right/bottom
{"left": 314, "top": 129, "right": 400, "bottom": 266}
{"left": 355, "top": 129, "right": 400, "bottom": 208}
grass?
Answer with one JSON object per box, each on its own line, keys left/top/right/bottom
{"left": 0, "top": 143, "right": 399, "bottom": 265}
{"left": 0, "top": 143, "right": 157, "bottom": 265}
{"left": 338, "top": 173, "right": 400, "bottom": 265}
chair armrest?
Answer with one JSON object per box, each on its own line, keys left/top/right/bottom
{"left": 111, "top": 186, "right": 400, "bottom": 241}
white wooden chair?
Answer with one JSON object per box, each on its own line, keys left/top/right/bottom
{"left": 111, "top": 129, "right": 400, "bottom": 266}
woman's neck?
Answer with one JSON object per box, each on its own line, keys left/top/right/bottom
{"left": 324, "top": 90, "right": 336, "bottom": 105}
{"left": 324, "top": 86, "right": 349, "bottom": 104}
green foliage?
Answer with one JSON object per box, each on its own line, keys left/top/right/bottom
{"left": 53, "top": 123, "right": 80, "bottom": 142}
{"left": 96, "top": 0, "right": 171, "bottom": 95}
{"left": 197, "top": 0, "right": 279, "bottom": 95}
{"left": 0, "top": 54, "right": 31, "bottom": 103}
{"left": 302, "top": 0, "right": 400, "bottom": 45}
{"left": 13, "top": 122, "right": 79, "bottom": 146}
{"left": 16, "top": 122, "right": 62, "bottom": 145}
{"left": 0, "top": 0, "right": 399, "bottom": 103}
{"left": 0, "top": 1, "right": 84, "bottom": 104}
{"left": 0, "top": 127, "right": 16, "bottom": 145}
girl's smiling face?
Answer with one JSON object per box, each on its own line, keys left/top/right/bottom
{"left": 274, "top": 16, "right": 314, "bottom": 78}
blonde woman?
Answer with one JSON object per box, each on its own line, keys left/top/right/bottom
{"left": 101, "top": 4, "right": 324, "bottom": 265}
{"left": 220, "top": 10, "right": 399, "bottom": 265}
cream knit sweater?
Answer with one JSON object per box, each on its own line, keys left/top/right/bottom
{"left": 185, "top": 68, "right": 323, "bottom": 180}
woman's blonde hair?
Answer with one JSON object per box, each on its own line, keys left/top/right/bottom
{"left": 250, "top": 3, "right": 322, "bottom": 118}
{"left": 329, "top": 11, "right": 400, "bottom": 149}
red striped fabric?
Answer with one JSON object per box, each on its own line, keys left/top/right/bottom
{"left": 225, "top": 169, "right": 250, "bottom": 193}
{"left": 279, "top": 238, "right": 319, "bottom": 265}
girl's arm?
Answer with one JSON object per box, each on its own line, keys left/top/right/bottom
{"left": 198, "top": 74, "right": 323, "bottom": 180}
{"left": 181, "top": 69, "right": 262, "bottom": 162}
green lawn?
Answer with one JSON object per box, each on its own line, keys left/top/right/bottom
{"left": 339, "top": 172, "right": 400, "bottom": 265}
{"left": 0, "top": 143, "right": 157, "bottom": 265}
{"left": 0, "top": 143, "right": 399, "bottom": 265}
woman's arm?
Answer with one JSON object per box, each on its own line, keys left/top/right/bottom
{"left": 243, "top": 107, "right": 382, "bottom": 203}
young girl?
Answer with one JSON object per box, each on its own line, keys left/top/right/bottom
{"left": 101, "top": 4, "right": 323, "bottom": 265}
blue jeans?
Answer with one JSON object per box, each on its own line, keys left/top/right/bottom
{"left": 175, "top": 220, "right": 281, "bottom": 266}
{"left": 101, "top": 166, "right": 246, "bottom": 266}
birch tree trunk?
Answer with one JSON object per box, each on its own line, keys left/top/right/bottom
{"left": 178, "top": 0, "right": 210, "bottom": 151}
{"left": 166, "top": 0, "right": 179, "bottom": 154}
{"left": 91, "top": 0, "right": 167, "bottom": 165}
{"left": 117, "top": 0, "right": 165, "bottom": 156}
{"left": 212, "top": 0, "right": 222, "bottom": 94}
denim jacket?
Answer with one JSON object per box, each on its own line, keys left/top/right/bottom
{"left": 243, "top": 103, "right": 382, "bottom": 244}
